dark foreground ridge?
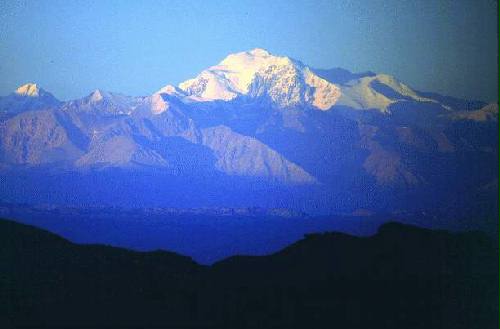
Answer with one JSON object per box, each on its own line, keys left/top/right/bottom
{"left": 0, "top": 218, "right": 497, "bottom": 329}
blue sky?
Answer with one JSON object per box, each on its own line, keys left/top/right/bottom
{"left": 0, "top": 0, "right": 497, "bottom": 101}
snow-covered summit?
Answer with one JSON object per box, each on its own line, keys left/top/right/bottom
{"left": 14, "top": 83, "right": 59, "bottom": 101}
{"left": 335, "top": 74, "right": 439, "bottom": 112}
{"left": 154, "top": 48, "right": 449, "bottom": 113}
{"left": 166, "top": 48, "right": 341, "bottom": 110}
{"left": 15, "top": 83, "right": 44, "bottom": 97}
{"left": 61, "top": 89, "right": 143, "bottom": 115}
{"left": 83, "top": 89, "right": 136, "bottom": 105}
{"left": 0, "top": 83, "right": 60, "bottom": 112}
{"left": 89, "top": 89, "right": 109, "bottom": 103}
{"left": 155, "top": 84, "right": 186, "bottom": 98}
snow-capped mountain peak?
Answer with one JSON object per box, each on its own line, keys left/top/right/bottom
{"left": 60, "top": 89, "right": 141, "bottom": 115}
{"left": 159, "top": 48, "right": 449, "bottom": 113}
{"left": 174, "top": 49, "right": 341, "bottom": 110}
{"left": 89, "top": 89, "right": 107, "bottom": 102}
{"left": 84, "top": 89, "right": 132, "bottom": 105}
{"left": 15, "top": 83, "right": 44, "bottom": 97}
{"left": 0, "top": 83, "right": 60, "bottom": 112}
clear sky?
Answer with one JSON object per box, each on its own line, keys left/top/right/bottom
{"left": 0, "top": 0, "right": 497, "bottom": 102}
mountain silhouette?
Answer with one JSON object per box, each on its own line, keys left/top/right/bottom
{"left": 1, "top": 218, "right": 497, "bottom": 329}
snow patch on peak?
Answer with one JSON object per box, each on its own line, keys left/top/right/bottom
{"left": 336, "top": 74, "right": 440, "bottom": 112}
{"left": 1, "top": 83, "right": 59, "bottom": 113}
{"left": 90, "top": 89, "right": 107, "bottom": 102}
{"left": 336, "top": 76, "right": 395, "bottom": 112}
{"left": 374, "top": 74, "right": 432, "bottom": 103}
{"left": 63, "top": 90, "right": 141, "bottom": 115}
{"left": 179, "top": 70, "right": 240, "bottom": 101}
{"left": 156, "top": 84, "right": 186, "bottom": 97}
{"left": 15, "top": 83, "right": 41, "bottom": 97}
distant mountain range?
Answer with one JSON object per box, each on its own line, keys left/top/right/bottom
{"left": 0, "top": 49, "right": 497, "bottom": 215}
{"left": 1, "top": 218, "right": 496, "bottom": 329}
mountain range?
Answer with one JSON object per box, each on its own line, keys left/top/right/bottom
{"left": 0, "top": 48, "right": 497, "bottom": 215}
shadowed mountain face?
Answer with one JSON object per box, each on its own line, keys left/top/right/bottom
{"left": 1, "top": 218, "right": 497, "bottom": 329}
{"left": 0, "top": 49, "right": 498, "bottom": 216}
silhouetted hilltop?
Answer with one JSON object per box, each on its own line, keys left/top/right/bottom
{"left": 1, "top": 218, "right": 497, "bottom": 328}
